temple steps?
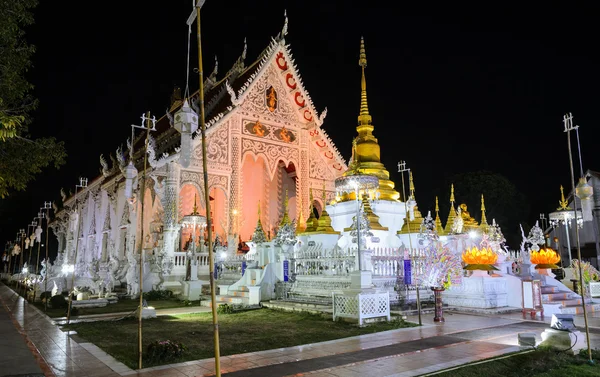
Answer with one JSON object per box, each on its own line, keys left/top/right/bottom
{"left": 542, "top": 292, "right": 575, "bottom": 302}
{"left": 541, "top": 286, "right": 559, "bottom": 294}
{"left": 559, "top": 303, "right": 600, "bottom": 315}
{"left": 540, "top": 284, "right": 600, "bottom": 315}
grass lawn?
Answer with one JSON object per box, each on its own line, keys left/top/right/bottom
{"left": 434, "top": 348, "right": 600, "bottom": 377}
{"left": 33, "top": 299, "right": 200, "bottom": 318}
{"left": 65, "top": 308, "right": 417, "bottom": 369}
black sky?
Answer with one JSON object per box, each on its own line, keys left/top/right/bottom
{"left": 1, "top": 1, "right": 599, "bottom": 247}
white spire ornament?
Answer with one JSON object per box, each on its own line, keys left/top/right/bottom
{"left": 451, "top": 207, "right": 464, "bottom": 234}
{"left": 418, "top": 211, "right": 439, "bottom": 243}
{"left": 527, "top": 221, "right": 545, "bottom": 251}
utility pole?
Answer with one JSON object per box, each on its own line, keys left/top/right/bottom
{"left": 187, "top": 1, "right": 221, "bottom": 375}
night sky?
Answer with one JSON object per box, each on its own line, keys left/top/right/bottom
{"left": 1, "top": 1, "right": 598, "bottom": 248}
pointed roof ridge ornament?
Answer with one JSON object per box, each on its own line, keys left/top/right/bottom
{"left": 191, "top": 194, "right": 200, "bottom": 215}
{"left": 358, "top": 37, "right": 371, "bottom": 126}
{"left": 242, "top": 37, "right": 247, "bottom": 61}
{"left": 558, "top": 185, "right": 571, "bottom": 210}
{"left": 280, "top": 9, "right": 288, "bottom": 42}
{"left": 280, "top": 189, "right": 291, "bottom": 226}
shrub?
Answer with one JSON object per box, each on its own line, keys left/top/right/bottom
{"left": 143, "top": 290, "right": 172, "bottom": 301}
{"left": 40, "top": 291, "right": 52, "bottom": 301}
{"left": 217, "top": 303, "right": 235, "bottom": 314}
{"left": 145, "top": 340, "right": 186, "bottom": 363}
{"left": 49, "top": 294, "right": 67, "bottom": 309}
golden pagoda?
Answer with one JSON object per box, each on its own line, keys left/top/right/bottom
{"left": 459, "top": 203, "right": 479, "bottom": 232}
{"left": 339, "top": 37, "right": 400, "bottom": 202}
{"left": 310, "top": 186, "right": 339, "bottom": 234}
{"left": 398, "top": 171, "right": 424, "bottom": 234}
{"left": 480, "top": 194, "right": 489, "bottom": 233}
{"left": 251, "top": 201, "right": 267, "bottom": 242}
{"left": 443, "top": 184, "right": 457, "bottom": 235}
{"left": 434, "top": 196, "right": 444, "bottom": 235}
{"left": 299, "top": 188, "right": 318, "bottom": 233}
{"left": 280, "top": 189, "right": 291, "bottom": 226}
{"left": 296, "top": 207, "right": 306, "bottom": 233}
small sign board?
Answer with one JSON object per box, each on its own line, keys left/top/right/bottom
{"left": 241, "top": 261, "right": 247, "bottom": 275}
{"left": 283, "top": 260, "right": 289, "bottom": 282}
{"left": 371, "top": 237, "right": 380, "bottom": 243}
{"left": 214, "top": 263, "right": 218, "bottom": 280}
{"left": 308, "top": 241, "right": 316, "bottom": 247}
{"left": 403, "top": 260, "right": 412, "bottom": 285}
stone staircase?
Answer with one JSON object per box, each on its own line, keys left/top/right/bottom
{"left": 200, "top": 285, "right": 250, "bottom": 308}
{"left": 541, "top": 285, "right": 600, "bottom": 315}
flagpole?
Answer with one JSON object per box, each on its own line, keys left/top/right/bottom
{"left": 188, "top": 1, "right": 221, "bottom": 375}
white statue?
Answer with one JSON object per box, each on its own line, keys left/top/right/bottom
{"left": 126, "top": 254, "right": 140, "bottom": 298}
{"left": 452, "top": 208, "right": 464, "bottom": 234}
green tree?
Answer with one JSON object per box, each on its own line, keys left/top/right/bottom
{"left": 0, "top": 0, "right": 66, "bottom": 197}
{"left": 436, "top": 171, "right": 530, "bottom": 248}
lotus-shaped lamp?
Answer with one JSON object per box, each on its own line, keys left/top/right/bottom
{"left": 462, "top": 246, "right": 499, "bottom": 271}
{"left": 531, "top": 247, "right": 561, "bottom": 269}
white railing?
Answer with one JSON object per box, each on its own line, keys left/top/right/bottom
{"left": 590, "top": 282, "right": 600, "bottom": 298}
{"left": 332, "top": 291, "right": 390, "bottom": 325}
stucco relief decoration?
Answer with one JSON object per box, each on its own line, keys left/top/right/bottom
{"left": 245, "top": 120, "right": 269, "bottom": 137}
{"left": 276, "top": 52, "right": 288, "bottom": 70}
{"left": 274, "top": 126, "right": 296, "bottom": 143}
{"left": 242, "top": 120, "right": 298, "bottom": 145}
{"left": 242, "top": 66, "right": 296, "bottom": 120}
{"left": 242, "top": 138, "right": 298, "bottom": 179}
{"left": 309, "top": 147, "right": 334, "bottom": 180}
{"left": 294, "top": 92, "right": 306, "bottom": 108}
{"left": 192, "top": 126, "right": 228, "bottom": 164}
{"left": 285, "top": 73, "right": 296, "bottom": 89}
{"left": 180, "top": 171, "right": 228, "bottom": 197}
{"left": 266, "top": 86, "right": 278, "bottom": 112}
{"left": 303, "top": 109, "right": 313, "bottom": 121}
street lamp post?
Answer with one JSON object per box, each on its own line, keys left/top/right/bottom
{"left": 66, "top": 177, "right": 88, "bottom": 325}
{"left": 398, "top": 161, "right": 422, "bottom": 326}
{"left": 125, "top": 111, "right": 157, "bottom": 370}
{"left": 334, "top": 174, "right": 379, "bottom": 272}
{"left": 42, "top": 201, "right": 52, "bottom": 311}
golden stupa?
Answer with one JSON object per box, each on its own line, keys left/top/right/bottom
{"left": 443, "top": 184, "right": 457, "bottom": 235}
{"left": 302, "top": 186, "right": 339, "bottom": 235}
{"left": 302, "top": 188, "right": 318, "bottom": 233}
{"left": 339, "top": 37, "right": 400, "bottom": 202}
{"left": 479, "top": 194, "right": 489, "bottom": 233}
{"left": 398, "top": 171, "right": 424, "bottom": 234}
{"left": 434, "top": 196, "right": 444, "bottom": 235}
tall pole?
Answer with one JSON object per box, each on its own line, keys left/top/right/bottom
{"left": 192, "top": 2, "right": 221, "bottom": 374}
{"left": 44, "top": 203, "right": 51, "bottom": 312}
{"left": 398, "top": 161, "right": 421, "bottom": 326}
{"left": 66, "top": 178, "right": 87, "bottom": 324}
{"left": 565, "top": 113, "right": 593, "bottom": 364}
{"left": 564, "top": 220, "right": 572, "bottom": 265}
{"left": 355, "top": 186, "right": 361, "bottom": 270}
{"left": 138, "top": 111, "right": 151, "bottom": 370}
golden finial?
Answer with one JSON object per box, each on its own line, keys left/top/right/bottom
{"left": 358, "top": 37, "right": 371, "bottom": 125}
{"left": 480, "top": 194, "right": 488, "bottom": 228}
{"left": 322, "top": 183, "right": 326, "bottom": 202}
{"left": 435, "top": 196, "right": 440, "bottom": 212}
{"left": 558, "top": 185, "right": 571, "bottom": 210}
{"left": 280, "top": 189, "right": 291, "bottom": 226}
{"left": 191, "top": 194, "right": 199, "bottom": 215}
{"left": 409, "top": 171, "right": 415, "bottom": 198}
{"left": 450, "top": 184, "right": 455, "bottom": 204}
{"left": 257, "top": 200, "right": 261, "bottom": 217}
{"left": 309, "top": 188, "right": 314, "bottom": 210}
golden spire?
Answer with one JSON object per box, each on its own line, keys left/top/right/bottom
{"left": 434, "top": 196, "right": 444, "bottom": 235}
{"left": 191, "top": 194, "right": 199, "bottom": 215}
{"left": 398, "top": 171, "right": 423, "bottom": 234}
{"left": 480, "top": 194, "right": 489, "bottom": 232}
{"left": 297, "top": 207, "right": 306, "bottom": 233}
{"left": 358, "top": 37, "right": 371, "bottom": 126}
{"left": 255, "top": 200, "right": 265, "bottom": 231}
{"left": 311, "top": 185, "right": 339, "bottom": 234}
{"left": 444, "top": 184, "right": 457, "bottom": 234}
{"left": 558, "top": 185, "right": 571, "bottom": 210}
{"left": 302, "top": 188, "right": 317, "bottom": 233}
{"left": 339, "top": 37, "right": 399, "bottom": 202}
{"left": 280, "top": 189, "right": 291, "bottom": 226}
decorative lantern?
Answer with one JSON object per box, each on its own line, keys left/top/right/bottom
{"left": 530, "top": 247, "right": 561, "bottom": 269}
{"left": 576, "top": 177, "right": 594, "bottom": 222}
{"left": 124, "top": 161, "right": 138, "bottom": 199}
{"left": 174, "top": 99, "right": 198, "bottom": 168}
{"left": 461, "top": 246, "right": 499, "bottom": 271}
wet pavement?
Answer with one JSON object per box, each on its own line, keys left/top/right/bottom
{"left": 1, "top": 282, "right": 599, "bottom": 377}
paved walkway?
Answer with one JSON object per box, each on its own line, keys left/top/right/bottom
{"left": 1, "top": 282, "right": 599, "bottom": 377}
